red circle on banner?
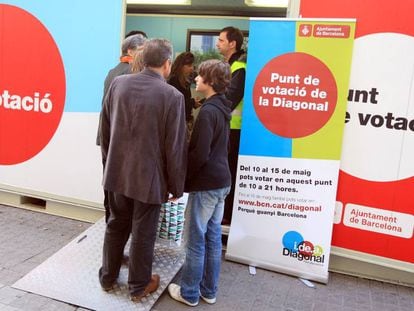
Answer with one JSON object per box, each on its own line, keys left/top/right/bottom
{"left": 253, "top": 52, "right": 337, "bottom": 138}
{"left": 298, "top": 241, "right": 314, "bottom": 256}
{"left": 0, "top": 4, "right": 65, "bottom": 165}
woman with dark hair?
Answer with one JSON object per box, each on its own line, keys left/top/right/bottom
{"left": 168, "top": 52, "right": 200, "bottom": 129}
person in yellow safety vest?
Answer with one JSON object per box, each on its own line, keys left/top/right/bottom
{"left": 216, "top": 26, "right": 247, "bottom": 225}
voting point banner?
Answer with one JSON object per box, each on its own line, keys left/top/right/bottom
{"left": 226, "top": 18, "right": 355, "bottom": 283}
{"left": 300, "top": 0, "right": 414, "bottom": 267}
{"left": 0, "top": 4, "right": 66, "bottom": 165}
{"left": 0, "top": 1, "right": 123, "bottom": 204}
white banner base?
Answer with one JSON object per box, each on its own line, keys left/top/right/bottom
{"left": 226, "top": 250, "right": 328, "bottom": 284}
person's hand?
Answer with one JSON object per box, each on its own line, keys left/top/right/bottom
{"left": 168, "top": 193, "right": 180, "bottom": 202}
{"left": 194, "top": 97, "right": 202, "bottom": 108}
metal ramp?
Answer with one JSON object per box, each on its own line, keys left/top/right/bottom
{"left": 12, "top": 218, "right": 184, "bottom": 311}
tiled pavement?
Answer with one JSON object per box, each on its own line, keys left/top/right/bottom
{"left": 0, "top": 204, "right": 413, "bottom": 311}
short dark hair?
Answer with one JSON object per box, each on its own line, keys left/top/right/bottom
{"left": 125, "top": 30, "right": 148, "bottom": 38}
{"left": 220, "top": 26, "right": 244, "bottom": 51}
{"left": 142, "top": 39, "right": 172, "bottom": 68}
{"left": 198, "top": 59, "right": 231, "bottom": 94}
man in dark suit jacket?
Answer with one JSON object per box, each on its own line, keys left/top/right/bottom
{"left": 98, "top": 39, "right": 187, "bottom": 302}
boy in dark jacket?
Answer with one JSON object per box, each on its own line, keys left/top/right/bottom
{"left": 168, "top": 59, "right": 232, "bottom": 306}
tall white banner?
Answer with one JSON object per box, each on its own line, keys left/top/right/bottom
{"left": 226, "top": 18, "right": 356, "bottom": 283}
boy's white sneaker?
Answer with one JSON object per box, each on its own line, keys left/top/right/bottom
{"left": 200, "top": 294, "right": 216, "bottom": 304}
{"left": 168, "top": 283, "right": 198, "bottom": 307}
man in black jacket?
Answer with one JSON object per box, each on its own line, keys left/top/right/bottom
{"left": 216, "top": 26, "right": 247, "bottom": 225}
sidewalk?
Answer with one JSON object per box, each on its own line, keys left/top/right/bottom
{"left": 0, "top": 204, "right": 413, "bottom": 311}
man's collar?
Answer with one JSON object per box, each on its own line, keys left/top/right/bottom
{"left": 228, "top": 50, "right": 245, "bottom": 65}
{"left": 142, "top": 67, "right": 166, "bottom": 81}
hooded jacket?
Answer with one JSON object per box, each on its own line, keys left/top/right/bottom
{"left": 185, "top": 93, "right": 232, "bottom": 192}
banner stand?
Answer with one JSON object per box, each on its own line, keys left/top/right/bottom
{"left": 225, "top": 247, "right": 414, "bottom": 287}
{"left": 225, "top": 18, "right": 356, "bottom": 284}
{"left": 225, "top": 252, "right": 329, "bottom": 284}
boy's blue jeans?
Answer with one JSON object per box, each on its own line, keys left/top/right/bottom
{"left": 180, "top": 186, "right": 230, "bottom": 303}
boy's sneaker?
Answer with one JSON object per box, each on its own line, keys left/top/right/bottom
{"left": 200, "top": 294, "right": 216, "bottom": 304}
{"left": 168, "top": 283, "right": 198, "bottom": 307}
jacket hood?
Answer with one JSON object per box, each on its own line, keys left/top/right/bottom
{"left": 204, "top": 94, "right": 232, "bottom": 121}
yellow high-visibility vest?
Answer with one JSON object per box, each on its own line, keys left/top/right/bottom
{"left": 230, "top": 60, "right": 246, "bottom": 129}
